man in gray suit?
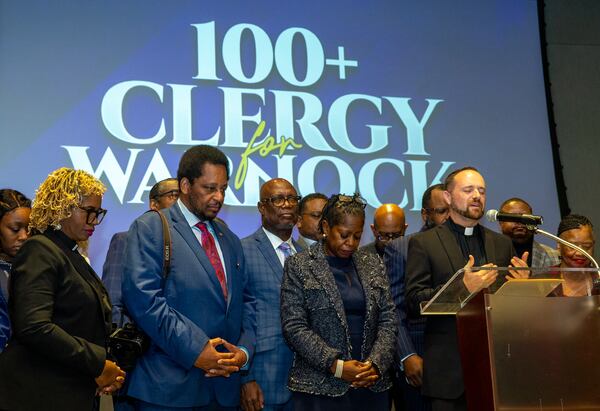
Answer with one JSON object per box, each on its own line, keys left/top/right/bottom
{"left": 295, "top": 193, "right": 327, "bottom": 249}
{"left": 240, "top": 178, "right": 302, "bottom": 411}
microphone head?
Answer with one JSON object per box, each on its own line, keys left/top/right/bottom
{"left": 485, "top": 209, "right": 499, "bottom": 222}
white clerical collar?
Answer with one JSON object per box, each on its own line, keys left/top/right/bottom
{"left": 464, "top": 226, "right": 474, "bottom": 236}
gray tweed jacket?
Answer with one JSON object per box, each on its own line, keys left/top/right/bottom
{"left": 280, "top": 242, "right": 397, "bottom": 396}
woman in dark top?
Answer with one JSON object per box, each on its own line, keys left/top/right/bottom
{"left": 281, "top": 193, "right": 397, "bottom": 411}
{"left": 0, "top": 168, "right": 125, "bottom": 411}
{"left": 0, "top": 189, "right": 31, "bottom": 351}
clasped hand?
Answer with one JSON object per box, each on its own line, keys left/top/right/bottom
{"left": 330, "top": 359, "right": 379, "bottom": 388}
{"left": 194, "top": 337, "right": 247, "bottom": 378}
{"left": 95, "top": 360, "right": 126, "bottom": 395}
{"left": 462, "top": 255, "right": 498, "bottom": 293}
{"left": 463, "top": 251, "right": 530, "bottom": 293}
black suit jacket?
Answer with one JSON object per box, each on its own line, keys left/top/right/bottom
{"left": 405, "top": 223, "right": 513, "bottom": 400}
{"left": 0, "top": 230, "right": 112, "bottom": 411}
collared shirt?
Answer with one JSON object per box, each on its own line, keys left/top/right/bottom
{"left": 262, "top": 227, "right": 296, "bottom": 266}
{"left": 298, "top": 234, "right": 317, "bottom": 247}
{"left": 177, "top": 199, "right": 228, "bottom": 284}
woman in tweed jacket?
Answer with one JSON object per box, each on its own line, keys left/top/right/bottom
{"left": 281, "top": 194, "right": 397, "bottom": 410}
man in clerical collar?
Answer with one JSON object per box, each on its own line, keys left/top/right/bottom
{"left": 498, "top": 197, "right": 559, "bottom": 268}
{"left": 295, "top": 193, "right": 327, "bottom": 249}
{"left": 405, "top": 166, "right": 527, "bottom": 411}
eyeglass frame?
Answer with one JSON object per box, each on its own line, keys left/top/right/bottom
{"left": 261, "top": 195, "right": 302, "bottom": 207}
{"left": 75, "top": 205, "right": 107, "bottom": 224}
{"left": 423, "top": 206, "right": 450, "bottom": 215}
{"left": 152, "top": 189, "right": 180, "bottom": 200}
{"left": 375, "top": 231, "right": 404, "bottom": 241}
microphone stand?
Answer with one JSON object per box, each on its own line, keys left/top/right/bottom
{"left": 529, "top": 226, "right": 599, "bottom": 269}
{"left": 529, "top": 225, "right": 600, "bottom": 290}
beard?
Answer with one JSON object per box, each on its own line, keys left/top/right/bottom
{"left": 451, "top": 201, "right": 484, "bottom": 221}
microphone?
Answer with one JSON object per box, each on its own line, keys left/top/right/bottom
{"left": 485, "top": 209, "right": 543, "bottom": 226}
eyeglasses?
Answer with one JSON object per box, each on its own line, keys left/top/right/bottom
{"left": 334, "top": 194, "right": 367, "bottom": 209}
{"left": 376, "top": 232, "right": 403, "bottom": 241}
{"left": 424, "top": 207, "right": 449, "bottom": 215}
{"left": 76, "top": 205, "right": 107, "bottom": 224}
{"left": 154, "top": 189, "right": 180, "bottom": 200}
{"left": 261, "top": 195, "right": 301, "bottom": 207}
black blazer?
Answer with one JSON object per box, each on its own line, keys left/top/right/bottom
{"left": 280, "top": 243, "right": 397, "bottom": 396}
{"left": 405, "top": 223, "right": 513, "bottom": 400}
{"left": 0, "top": 230, "right": 112, "bottom": 411}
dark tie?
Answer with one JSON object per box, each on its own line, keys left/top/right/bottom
{"left": 195, "top": 222, "right": 227, "bottom": 300}
{"left": 278, "top": 242, "right": 294, "bottom": 261}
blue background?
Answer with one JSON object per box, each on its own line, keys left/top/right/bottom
{"left": 0, "top": 0, "right": 560, "bottom": 274}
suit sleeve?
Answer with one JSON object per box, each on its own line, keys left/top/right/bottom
{"left": 280, "top": 257, "right": 342, "bottom": 372}
{"left": 365, "top": 257, "right": 398, "bottom": 375}
{"left": 383, "top": 239, "right": 416, "bottom": 360}
{"left": 122, "top": 216, "right": 208, "bottom": 370}
{"left": 101, "top": 233, "right": 128, "bottom": 326}
{"left": 235, "top": 247, "right": 257, "bottom": 363}
{"left": 10, "top": 240, "right": 106, "bottom": 377}
{"left": 405, "top": 234, "right": 441, "bottom": 317}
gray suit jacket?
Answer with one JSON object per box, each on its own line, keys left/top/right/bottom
{"left": 281, "top": 242, "right": 397, "bottom": 396}
{"left": 531, "top": 240, "right": 560, "bottom": 268}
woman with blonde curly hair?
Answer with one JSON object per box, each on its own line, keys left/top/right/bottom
{"left": 0, "top": 168, "right": 125, "bottom": 411}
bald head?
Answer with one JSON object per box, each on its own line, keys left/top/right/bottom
{"left": 370, "top": 204, "right": 407, "bottom": 254}
{"left": 258, "top": 178, "right": 299, "bottom": 241}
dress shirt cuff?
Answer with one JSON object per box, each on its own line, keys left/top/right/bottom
{"left": 239, "top": 346, "right": 250, "bottom": 370}
{"left": 399, "top": 353, "right": 416, "bottom": 371}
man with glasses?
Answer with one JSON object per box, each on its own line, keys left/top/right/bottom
{"left": 240, "top": 178, "right": 302, "bottom": 411}
{"left": 361, "top": 204, "right": 407, "bottom": 258}
{"left": 122, "top": 145, "right": 256, "bottom": 410}
{"left": 148, "top": 178, "right": 180, "bottom": 210}
{"left": 421, "top": 184, "right": 449, "bottom": 231}
{"left": 296, "top": 193, "right": 328, "bottom": 249}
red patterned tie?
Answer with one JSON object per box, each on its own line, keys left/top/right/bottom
{"left": 195, "top": 222, "right": 228, "bottom": 300}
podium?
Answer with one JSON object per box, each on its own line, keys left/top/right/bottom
{"left": 421, "top": 267, "right": 600, "bottom": 411}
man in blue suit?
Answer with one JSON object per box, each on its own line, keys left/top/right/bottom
{"left": 122, "top": 145, "right": 256, "bottom": 410}
{"left": 240, "top": 178, "right": 302, "bottom": 411}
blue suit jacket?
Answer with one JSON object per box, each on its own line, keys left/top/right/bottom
{"left": 122, "top": 203, "right": 256, "bottom": 408}
{"left": 101, "top": 231, "right": 129, "bottom": 325}
{"left": 383, "top": 235, "right": 426, "bottom": 362}
{"left": 240, "top": 228, "right": 301, "bottom": 405}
